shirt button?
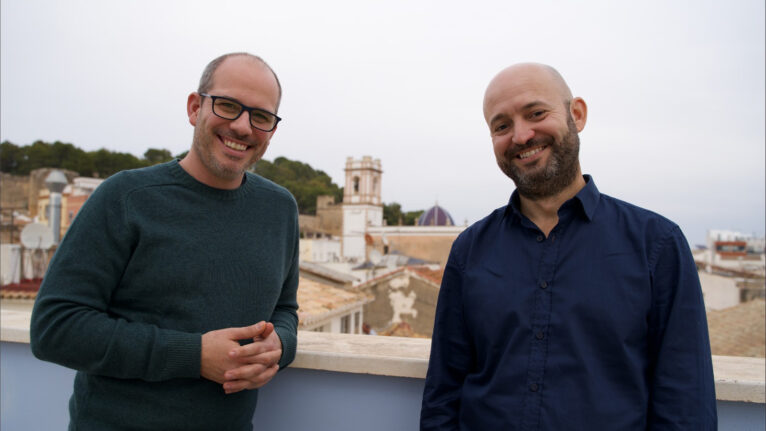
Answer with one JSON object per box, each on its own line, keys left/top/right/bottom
{"left": 535, "top": 331, "right": 544, "bottom": 340}
{"left": 539, "top": 281, "right": 548, "bottom": 289}
{"left": 536, "top": 235, "right": 543, "bottom": 242}
{"left": 529, "top": 383, "right": 539, "bottom": 392}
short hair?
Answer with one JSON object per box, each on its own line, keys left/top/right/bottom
{"left": 197, "top": 52, "right": 283, "bottom": 112}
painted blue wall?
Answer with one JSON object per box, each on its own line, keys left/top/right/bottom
{"left": 2, "top": 341, "right": 764, "bottom": 430}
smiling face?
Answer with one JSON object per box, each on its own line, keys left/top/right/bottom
{"left": 483, "top": 64, "right": 587, "bottom": 200}
{"left": 183, "top": 56, "right": 280, "bottom": 189}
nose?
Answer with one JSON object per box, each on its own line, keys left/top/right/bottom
{"left": 511, "top": 122, "right": 535, "bottom": 145}
{"left": 229, "top": 112, "right": 253, "bottom": 137}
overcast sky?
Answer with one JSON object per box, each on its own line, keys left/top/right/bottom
{"left": 2, "top": 0, "right": 763, "bottom": 245}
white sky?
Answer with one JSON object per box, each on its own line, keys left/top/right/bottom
{"left": 2, "top": 0, "right": 764, "bottom": 245}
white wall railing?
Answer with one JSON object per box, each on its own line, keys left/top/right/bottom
{"left": 2, "top": 309, "right": 764, "bottom": 430}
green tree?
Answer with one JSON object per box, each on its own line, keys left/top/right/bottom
{"left": 383, "top": 202, "right": 404, "bottom": 225}
{"left": 383, "top": 202, "right": 424, "bottom": 226}
{"left": 144, "top": 148, "right": 174, "bottom": 165}
{"left": 0, "top": 140, "right": 178, "bottom": 177}
{"left": 403, "top": 210, "right": 424, "bottom": 226}
{"left": 0, "top": 141, "right": 25, "bottom": 173}
{"left": 90, "top": 149, "right": 148, "bottom": 177}
{"left": 254, "top": 157, "right": 343, "bottom": 215}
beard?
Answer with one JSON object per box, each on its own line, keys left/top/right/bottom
{"left": 191, "top": 123, "right": 262, "bottom": 182}
{"left": 497, "top": 115, "right": 581, "bottom": 200}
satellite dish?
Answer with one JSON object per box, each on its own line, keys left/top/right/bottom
{"left": 21, "top": 223, "right": 54, "bottom": 249}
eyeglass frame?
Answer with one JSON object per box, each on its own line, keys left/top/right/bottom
{"left": 198, "top": 92, "right": 282, "bottom": 132}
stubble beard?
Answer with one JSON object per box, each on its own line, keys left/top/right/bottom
{"left": 497, "top": 116, "right": 581, "bottom": 201}
{"left": 192, "top": 125, "right": 261, "bottom": 181}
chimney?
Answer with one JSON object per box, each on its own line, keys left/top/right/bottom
{"left": 44, "top": 170, "right": 68, "bottom": 244}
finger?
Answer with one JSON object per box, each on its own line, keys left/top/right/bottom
{"left": 229, "top": 339, "right": 281, "bottom": 359}
{"left": 224, "top": 362, "right": 267, "bottom": 381}
{"left": 224, "top": 356, "right": 281, "bottom": 381}
{"left": 223, "top": 364, "right": 279, "bottom": 394}
{"left": 257, "top": 322, "right": 274, "bottom": 340}
{"left": 222, "top": 321, "right": 268, "bottom": 340}
{"left": 234, "top": 349, "right": 282, "bottom": 367}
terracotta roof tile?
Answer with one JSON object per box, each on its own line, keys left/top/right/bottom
{"left": 297, "top": 277, "right": 370, "bottom": 327}
{"left": 0, "top": 279, "right": 41, "bottom": 300}
{"left": 408, "top": 266, "right": 444, "bottom": 285}
{"left": 707, "top": 299, "right": 765, "bottom": 358}
{"left": 380, "top": 321, "right": 429, "bottom": 338}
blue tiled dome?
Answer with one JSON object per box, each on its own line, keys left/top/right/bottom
{"left": 417, "top": 203, "right": 455, "bottom": 226}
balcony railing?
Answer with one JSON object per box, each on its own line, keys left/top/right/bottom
{"left": 2, "top": 308, "right": 764, "bottom": 430}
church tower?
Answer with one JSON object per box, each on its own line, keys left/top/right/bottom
{"left": 342, "top": 156, "right": 383, "bottom": 261}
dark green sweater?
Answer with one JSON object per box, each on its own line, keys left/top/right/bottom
{"left": 31, "top": 160, "right": 299, "bottom": 431}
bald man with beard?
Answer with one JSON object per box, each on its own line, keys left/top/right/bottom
{"left": 420, "top": 63, "right": 717, "bottom": 430}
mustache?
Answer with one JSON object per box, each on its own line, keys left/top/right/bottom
{"left": 504, "top": 135, "right": 555, "bottom": 159}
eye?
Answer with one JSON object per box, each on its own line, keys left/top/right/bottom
{"left": 215, "top": 100, "right": 241, "bottom": 114}
{"left": 529, "top": 110, "right": 546, "bottom": 119}
{"left": 493, "top": 123, "right": 509, "bottom": 134}
{"left": 251, "top": 111, "right": 270, "bottom": 125}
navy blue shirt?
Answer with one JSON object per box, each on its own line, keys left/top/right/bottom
{"left": 421, "top": 176, "right": 716, "bottom": 430}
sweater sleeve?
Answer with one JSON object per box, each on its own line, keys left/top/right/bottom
{"left": 271, "top": 202, "right": 300, "bottom": 369}
{"left": 30, "top": 176, "right": 201, "bottom": 381}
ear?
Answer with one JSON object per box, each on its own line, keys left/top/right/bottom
{"left": 187, "top": 92, "right": 202, "bottom": 126}
{"left": 569, "top": 97, "right": 587, "bottom": 132}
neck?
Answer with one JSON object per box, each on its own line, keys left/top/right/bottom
{"left": 179, "top": 150, "right": 243, "bottom": 190}
{"left": 518, "top": 171, "right": 586, "bottom": 237}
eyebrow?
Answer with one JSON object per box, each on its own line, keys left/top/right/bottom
{"left": 521, "top": 100, "right": 550, "bottom": 111}
{"left": 208, "top": 93, "right": 277, "bottom": 116}
{"left": 489, "top": 100, "right": 551, "bottom": 125}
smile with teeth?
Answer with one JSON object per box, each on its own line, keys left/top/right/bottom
{"left": 222, "top": 138, "right": 248, "bottom": 151}
{"left": 518, "top": 146, "right": 546, "bottom": 159}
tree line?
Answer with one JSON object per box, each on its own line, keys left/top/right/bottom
{"left": 253, "top": 157, "right": 343, "bottom": 215}
{"left": 1, "top": 140, "right": 423, "bottom": 221}
{"left": 1, "top": 140, "right": 176, "bottom": 178}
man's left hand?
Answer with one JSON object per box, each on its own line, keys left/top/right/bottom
{"left": 222, "top": 322, "right": 283, "bottom": 394}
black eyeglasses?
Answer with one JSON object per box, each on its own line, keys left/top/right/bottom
{"left": 199, "top": 93, "right": 281, "bottom": 132}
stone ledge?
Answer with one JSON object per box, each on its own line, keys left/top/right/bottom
{"left": 294, "top": 331, "right": 430, "bottom": 378}
{"left": 4, "top": 308, "right": 764, "bottom": 403}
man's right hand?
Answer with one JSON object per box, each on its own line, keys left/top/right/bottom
{"left": 200, "top": 322, "right": 271, "bottom": 384}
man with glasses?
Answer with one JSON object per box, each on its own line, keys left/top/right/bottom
{"left": 420, "top": 63, "right": 717, "bottom": 430}
{"left": 31, "top": 53, "right": 298, "bottom": 431}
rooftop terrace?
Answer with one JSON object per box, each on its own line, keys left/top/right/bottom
{"left": 2, "top": 307, "right": 764, "bottom": 430}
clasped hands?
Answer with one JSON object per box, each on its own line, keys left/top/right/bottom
{"left": 200, "top": 321, "right": 282, "bottom": 394}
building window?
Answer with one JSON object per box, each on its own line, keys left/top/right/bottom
{"left": 341, "top": 315, "right": 351, "bottom": 334}
{"left": 354, "top": 312, "right": 361, "bottom": 334}
{"left": 353, "top": 176, "right": 360, "bottom": 193}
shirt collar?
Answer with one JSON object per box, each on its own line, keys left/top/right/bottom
{"left": 504, "top": 175, "right": 601, "bottom": 222}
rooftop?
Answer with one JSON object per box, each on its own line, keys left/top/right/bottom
{"left": 297, "top": 277, "right": 370, "bottom": 327}
{"left": 707, "top": 299, "right": 766, "bottom": 358}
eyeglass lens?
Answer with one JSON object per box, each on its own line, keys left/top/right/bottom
{"left": 212, "top": 98, "right": 276, "bottom": 130}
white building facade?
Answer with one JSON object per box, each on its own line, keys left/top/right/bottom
{"left": 341, "top": 156, "right": 383, "bottom": 262}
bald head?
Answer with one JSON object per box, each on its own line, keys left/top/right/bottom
{"left": 483, "top": 63, "right": 573, "bottom": 120}
{"left": 198, "top": 52, "right": 282, "bottom": 112}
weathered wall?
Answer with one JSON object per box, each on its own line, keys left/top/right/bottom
{"left": 361, "top": 272, "right": 439, "bottom": 336}
{"left": 370, "top": 234, "right": 458, "bottom": 266}
{"left": 0, "top": 173, "right": 30, "bottom": 210}
{"left": 317, "top": 195, "right": 343, "bottom": 236}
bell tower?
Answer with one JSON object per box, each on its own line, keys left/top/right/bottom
{"left": 342, "top": 156, "right": 383, "bottom": 261}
